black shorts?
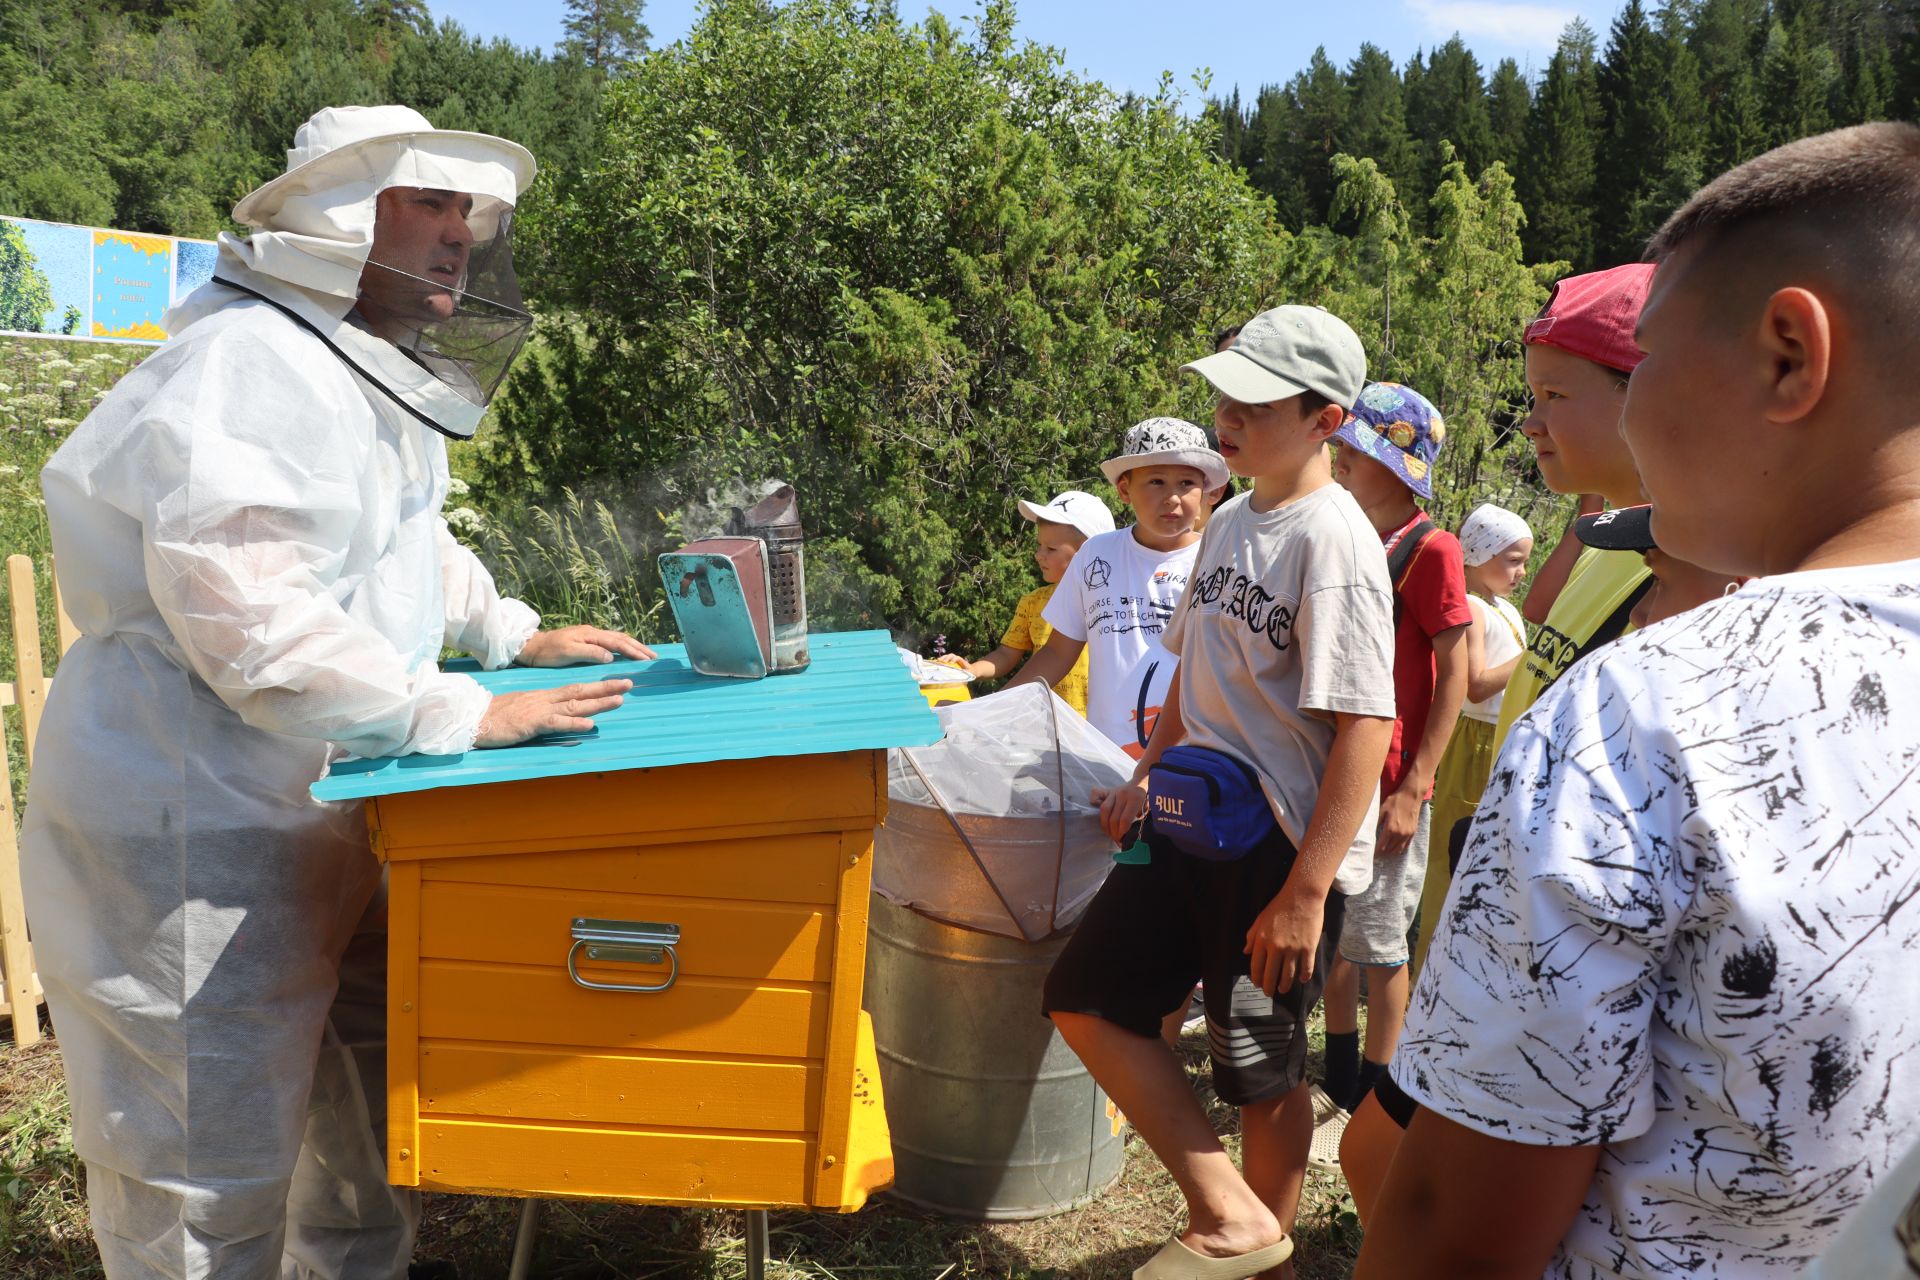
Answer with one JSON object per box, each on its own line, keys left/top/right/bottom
{"left": 1041, "top": 819, "right": 1345, "bottom": 1107}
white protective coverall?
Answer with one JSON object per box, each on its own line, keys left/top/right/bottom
{"left": 21, "top": 106, "right": 542, "bottom": 1279}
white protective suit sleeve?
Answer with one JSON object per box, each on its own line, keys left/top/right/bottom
{"left": 139, "top": 331, "right": 491, "bottom": 761}
{"left": 437, "top": 519, "right": 541, "bottom": 669}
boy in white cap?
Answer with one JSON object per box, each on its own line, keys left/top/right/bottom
{"left": 938, "top": 489, "right": 1115, "bottom": 714}
{"left": 1008, "top": 418, "right": 1228, "bottom": 756}
{"left": 1042, "top": 307, "right": 1395, "bottom": 1280}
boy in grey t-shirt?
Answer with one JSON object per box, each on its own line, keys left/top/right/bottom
{"left": 1042, "top": 306, "right": 1395, "bottom": 1280}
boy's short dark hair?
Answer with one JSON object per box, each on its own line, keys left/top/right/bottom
{"left": 1298, "top": 389, "right": 1335, "bottom": 417}
{"left": 1645, "top": 122, "right": 1920, "bottom": 354}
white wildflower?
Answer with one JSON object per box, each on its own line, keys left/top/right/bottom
{"left": 445, "top": 506, "right": 486, "bottom": 535}
{"left": 57, "top": 379, "right": 78, "bottom": 390}
{"left": 447, "top": 476, "right": 472, "bottom": 498}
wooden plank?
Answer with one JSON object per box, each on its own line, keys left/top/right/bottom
{"left": 417, "top": 1116, "right": 815, "bottom": 1207}
{"left": 420, "top": 1043, "right": 820, "bottom": 1133}
{"left": 8, "top": 556, "right": 46, "bottom": 769}
{"left": 820, "top": 1012, "right": 894, "bottom": 1212}
{"left": 387, "top": 859, "right": 423, "bottom": 1187}
{"left": 373, "top": 752, "right": 879, "bottom": 859}
{"left": 417, "top": 833, "right": 844, "bottom": 906}
{"left": 0, "top": 718, "right": 40, "bottom": 1048}
{"left": 48, "top": 558, "right": 78, "bottom": 658}
{"left": 417, "top": 960, "right": 826, "bottom": 1061}
{"left": 420, "top": 880, "right": 833, "bottom": 984}
{"left": 810, "top": 808, "right": 879, "bottom": 1204}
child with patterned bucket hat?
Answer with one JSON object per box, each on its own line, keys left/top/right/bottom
{"left": 1315, "top": 382, "right": 1473, "bottom": 1160}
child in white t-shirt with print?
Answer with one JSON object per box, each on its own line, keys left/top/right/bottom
{"left": 1413, "top": 502, "right": 1533, "bottom": 968}
{"left": 1355, "top": 122, "right": 1920, "bottom": 1280}
{"left": 1008, "top": 418, "right": 1227, "bottom": 757}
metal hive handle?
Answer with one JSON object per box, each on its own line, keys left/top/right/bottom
{"left": 568, "top": 918, "right": 681, "bottom": 993}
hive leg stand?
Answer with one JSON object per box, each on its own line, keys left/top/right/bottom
{"left": 746, "top": 1208, "right": 770, "bottom": 1279}
{"left": 507, "top": 1200, "right": 539, "bottom": 1280}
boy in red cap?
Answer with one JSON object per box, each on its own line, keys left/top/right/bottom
{"left": 1357, "top": 122, "right": 1920, "bottom": 1280}
{"left": 1492, "top": 263, "right": 1656, "bottom": 750}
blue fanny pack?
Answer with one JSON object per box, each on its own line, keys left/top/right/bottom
{"left": 1146, "top": 745, "right": 1278, "bottom": 861}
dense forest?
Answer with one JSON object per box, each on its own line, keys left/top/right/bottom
{"left": 1209, "top": 0, "right": 1920, "bottom": 269}
{"left": 0, "top": 0, "right": 621, "bottom": 240}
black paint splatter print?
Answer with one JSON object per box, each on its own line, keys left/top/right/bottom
{"left": 1397, "top": 561, "right": 1920, "bottom": 1279}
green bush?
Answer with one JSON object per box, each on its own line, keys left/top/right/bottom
{"left": 484, "top": 0, "right": 1303, "bottom": 654}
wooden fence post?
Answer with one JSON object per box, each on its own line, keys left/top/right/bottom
{"left": 8, "top": 555, "right": 47, "bottom": 771}
{"left": 0, "top": 554, "right": 47, "bottom": 1047}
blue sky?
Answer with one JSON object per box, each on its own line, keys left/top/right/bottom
{"left": 434, "top": 0, "right": 1632, "bottom": 98}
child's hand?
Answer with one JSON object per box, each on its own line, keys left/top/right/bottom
{"left": 1377, "top": 787, "right": 1424, "bottom": 857}
{"left": 1092, "top": 777, "right": 1149, "bottom": 844}
{"left": 933, "top": 653, "right": 972, "bottom": 670}
{"left": 1244, "top": 885, "right": 1325, "bottom": 996}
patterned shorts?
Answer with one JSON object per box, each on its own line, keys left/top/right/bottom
{"left": 1042, "top": 819, "right": 1346, "bottom": 1107}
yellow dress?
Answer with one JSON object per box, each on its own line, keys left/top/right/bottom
{"left": 1003, "top": 583, "right": 1089, "bottom": 716}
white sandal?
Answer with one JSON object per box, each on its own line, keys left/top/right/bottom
{"left": 1132, "top": 1235, "right": 1294, "bottom": 1280}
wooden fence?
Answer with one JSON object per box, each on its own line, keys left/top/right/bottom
{"left": 1, "top": 554, "right": 78, "bottom": 1048}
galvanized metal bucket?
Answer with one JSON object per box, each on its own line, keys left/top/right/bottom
{"left": 863, "top": 893, "right": 1124, "bottom": 1220}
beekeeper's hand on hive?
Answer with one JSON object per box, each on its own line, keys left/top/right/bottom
{"left": 19, "top": 106, "right": 637, "bottom": 1280}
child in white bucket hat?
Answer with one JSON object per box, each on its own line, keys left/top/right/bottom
{"left": 1006, "top": 417, "right": 1225, "bottom": 753}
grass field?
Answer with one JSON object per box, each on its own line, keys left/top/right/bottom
{"left": 0, "top": 1010, "right": 1367, "bottom": 1279}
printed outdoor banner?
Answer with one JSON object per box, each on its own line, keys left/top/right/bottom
{"left": 0, "top": 215, "right": 217, "bottom": 345}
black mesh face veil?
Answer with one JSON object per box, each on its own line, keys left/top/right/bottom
{"left": 358, "top": 211, "right": 531, "bottom": 409}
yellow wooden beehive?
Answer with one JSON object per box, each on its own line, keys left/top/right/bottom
{"left": 314, "top": 631, "right": 939, "bottom": 1212}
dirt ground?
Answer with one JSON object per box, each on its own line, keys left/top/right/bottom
{"left": 1, "top": 1010, "right": 1364, "bottom": 1279}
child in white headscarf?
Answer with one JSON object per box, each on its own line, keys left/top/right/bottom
{"left": 1413, "top": 503, "right": 1533, "bottom": 969}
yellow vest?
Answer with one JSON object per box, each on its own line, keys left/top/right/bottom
{"left": 1492, "top": 547, "right": 1652, "bottom": 750}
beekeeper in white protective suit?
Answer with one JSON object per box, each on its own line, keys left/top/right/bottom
{"left": 20, "top": 105, "right": 653, "bottom": 1280}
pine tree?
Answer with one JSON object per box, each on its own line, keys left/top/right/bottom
{"left": 1292, "top": 47, "right": 1351, "bottom": 222}
{"left": 1759, "top": 6, "right": 1836, "bottom": 146}
{"left": 1521, "top": 20, "right": 1600, "bottom": 270}
{"left": 360, "top": 0, "right": 432, "bottom": 35}
{"left": 1343, "top": 43, "right": 1421, "bottom": 218}
{"left": 563, "top": 0, "right": 649, "bottom": 74}
{"left": 1692, "top": 0, "right": 1766, "bottom": 169}
{"left": 1408, "top": 36, "right": 1493, "bottom": 196}
{"left": 1596, "top": 0, "right": 1671, "bottom": 263}
{"left": 1487, "top": 57, "right": 1530, "bottom": 173}
{"left": 1207, "top": 88, "right": 1250, "bottom": 166}
{"left": 1246, "top": 83, "right": 1312, "bottom": 227}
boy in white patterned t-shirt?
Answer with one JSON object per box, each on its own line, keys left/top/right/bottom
{"left": 1356, "top": 122, "right": 1920, "bottom": 1280}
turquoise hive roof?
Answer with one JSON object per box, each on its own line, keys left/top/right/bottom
{"left": 311, "top": 628, "right": 941, "bottom": 801}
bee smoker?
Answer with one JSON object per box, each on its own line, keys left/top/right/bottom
{"left": 732, "top": 482, "right": 810, "bottom": 674}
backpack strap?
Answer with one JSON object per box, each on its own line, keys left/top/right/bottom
{"left": 1385, "top": 517, "right": 1440, "bottom": 625}
{"left": 1572, "top": 575, "right": 1653, "bottom": 662}
{"left": 1385, "top": 517, "right": 1440, "bottom": 591}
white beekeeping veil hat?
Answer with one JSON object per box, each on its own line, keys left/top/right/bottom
{"left": 170, "top": 105, "right": 540, "bottom": 438}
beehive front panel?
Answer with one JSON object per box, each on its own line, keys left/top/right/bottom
{"left": 378, "top": 750, "right": 890, "bottom": 1209}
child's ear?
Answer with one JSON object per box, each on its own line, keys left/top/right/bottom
{"left": 1113, "top": 473, "right": 1133, "bottom": 504}
{"left": 1205, "top": 484, "right": 1227, "bottom": 505}
{"left": 1309, "top": 403, "right": 1347, "bottom": 442}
